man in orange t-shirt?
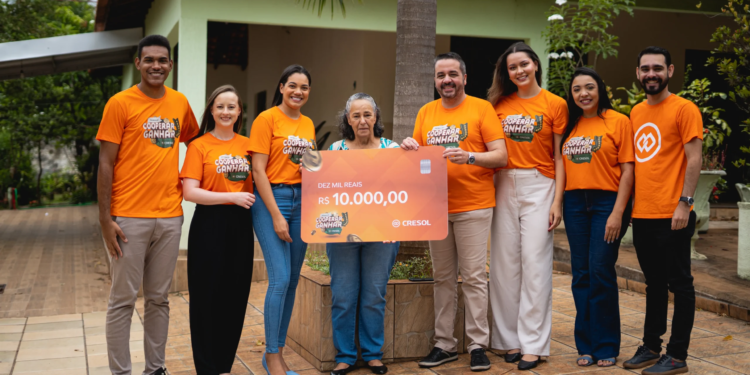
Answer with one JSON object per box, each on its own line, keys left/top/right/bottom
{"left": 96, "top": 35, "right": 198, "bottom": 375}
{"left": 623, "top": 47, "right": 703, "bottom": 375}
{"left": 401, "top": 52, "right": 508, "bottom": 372}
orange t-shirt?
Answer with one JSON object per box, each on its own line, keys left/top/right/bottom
{"left": 180, "top": 133, "right": 253, "bottom": 202}
{"left": 96, "top": 85, "right": 199, "bottom": 218}
{"left": 248, "top": 106, "right": 316, "bottom": 185}
{"left": 413, "top": 95, "right": 505, "bottom": 214}
{"left": 563, "top": 109, "right": 635, "bottom": 192}
{"left": 631, "top": 94, "right": 703, "bottom": 219}
{"left": 495, "top": 89, "right": 568, "bottom": 178}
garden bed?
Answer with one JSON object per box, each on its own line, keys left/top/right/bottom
{"left": 285, "top": 264, "right": 476, "bottom": 371}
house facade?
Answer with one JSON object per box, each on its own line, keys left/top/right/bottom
{"left": 94, "top": 0, "right": 732, "bottom": 248}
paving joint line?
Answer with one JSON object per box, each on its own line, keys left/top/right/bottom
{"left": 81, "top": 313, "right": 91, "bottom": 375}
{"left": 9, "top": 317, "right": 27, "bottom": 375}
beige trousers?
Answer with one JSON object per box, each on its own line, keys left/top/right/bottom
{"left": 429, "top": 207, "right": 492, "bottom": 353}
{"left": 106, "top": 216, "right": 183, "bottom": 375}
{"left": 489, "top": 169, "right": 554, "bottom": 356}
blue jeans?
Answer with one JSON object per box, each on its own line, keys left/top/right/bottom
{"left": 562, "top": 189, "right": 631, "bottom": 360}
{"left": 252, "top": 183, "right": 307, "bottom": 354}
{"left": 326, "top": 242, "right": 399, "bottom": 365}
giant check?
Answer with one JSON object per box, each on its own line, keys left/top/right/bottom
{"left": 301, "top": 147, "right": 448, "bottom": 243}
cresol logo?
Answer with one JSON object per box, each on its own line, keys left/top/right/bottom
{"left": 392, "top": 219, "right": 431, "bottom": 227}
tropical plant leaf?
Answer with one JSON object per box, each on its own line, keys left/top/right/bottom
{"left": 295, "top": 0, "right": 363, "bottom": 19}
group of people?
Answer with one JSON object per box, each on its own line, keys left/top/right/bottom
{"left": 97, "top": 34, "right": 701, "bottom": 375}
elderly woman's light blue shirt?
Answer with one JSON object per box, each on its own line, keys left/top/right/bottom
{"left": 328, "top": 137, "right": 399, "bottom": 151}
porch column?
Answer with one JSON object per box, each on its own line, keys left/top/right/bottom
{"left": 177, "top": 16, "right": 207, "bottom": 249}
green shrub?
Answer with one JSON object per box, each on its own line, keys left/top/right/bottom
{"left": 70, "top": 187, "right": 93, "bottom": 204}
{"left": 305, "top": 251, "right": 330, "bottom": 275}
{"left": 390, "top": 251, "right": 433, "bottom": 280}
{"left": 304, "top": 248, "right": 434, "bottom": 280}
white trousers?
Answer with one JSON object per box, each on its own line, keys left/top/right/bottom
{"left": 489, "top": 168, "right": 554, "bottom": 356}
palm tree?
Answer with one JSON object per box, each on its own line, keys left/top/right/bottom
{"left": 392, "top": 0, "right": 436, "bottom": 143}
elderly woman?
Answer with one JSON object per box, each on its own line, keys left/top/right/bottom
{"left": 326, "top": 93, "right": 399, "bottom": 375}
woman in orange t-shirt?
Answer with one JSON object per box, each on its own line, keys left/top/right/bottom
{"left": 560, "top": 68, "right": 634, "bottom": 368}
{"left": 180, "top": 85, "right": 255, "bottom": 375}
{"left": 487, "top": 42, "right": 568, "bottom": 371}
{"left": 248, "top": 65, "right": 316, "bottom": 375}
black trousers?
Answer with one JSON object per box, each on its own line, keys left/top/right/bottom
{"left": 188, "top": 204, "right": 254, "bottom": 375}
{"left": 632, "top": 211, "right": 696, "bottom": 361}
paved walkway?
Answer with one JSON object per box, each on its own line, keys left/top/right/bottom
{"left": 2, "top": 275, "right": 750, "bottom": 375}
{"left": 2, "top": 206, "right": 750, "bottom": 374}
{"left": 0, "top": 206, "right": 110, "bottom": 318}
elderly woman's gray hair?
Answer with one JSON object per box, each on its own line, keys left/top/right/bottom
{"left": 337, "top": 93, "right": 384, "bottom": 141}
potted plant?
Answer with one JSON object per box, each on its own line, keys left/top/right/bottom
{"left": 677, "top": 68, "right": 730, "bottom": 260}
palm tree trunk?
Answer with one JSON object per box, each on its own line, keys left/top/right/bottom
{"left": 392, "top": 0, "right": 437, "bottom": 143}
{"left": 393, "top": 0, "right": 437, "bottom": 260}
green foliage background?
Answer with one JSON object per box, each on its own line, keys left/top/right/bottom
{"left": 0, "top": 0, "right": 121, "bottom": 206}
{"left": 706, "top": 0, "right": 750, "bottom": 184}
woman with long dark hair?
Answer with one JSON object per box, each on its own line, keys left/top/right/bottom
{"left": 560, "top": 67, "right": 634, "bottom": 368}
{"left": 487, "top": 42, "right": 568, "bottom": 371}
{"left": 248, "top": 65, "right": 316, "bottom": 375}
{"left": 180, "top": 85, "right": 255, "bottom": 375}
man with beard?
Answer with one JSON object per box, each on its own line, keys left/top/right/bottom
{"left": 400, "top": 52, "right": 508, "bottom": 371}
{"left": 623, "top": 46, "right": 702, "bottom": 375}
{"left": 96, "top": 35, "right": 199, "bottom": 375}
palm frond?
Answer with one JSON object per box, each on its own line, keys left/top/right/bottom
{"left": 294, "top": 0, "right": 363, "bottom": 19}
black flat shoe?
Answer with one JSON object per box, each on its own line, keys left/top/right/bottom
{"left": 504, "top": 352, "right": 522, "bottom": 363}
{"left": 518, "top": 357, "right": 540, "bottom": 371}
{"left": 367, "top": 363, "right": 388, "bottom": 374}
{"left": 331, "top": 364, "right": 355, "bottom": 375}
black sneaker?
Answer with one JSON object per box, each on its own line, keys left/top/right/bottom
{"left": 418, "top": 347, "right": 458, "bottom": 368}
{"left": 469, "top": 348, "right": 491, "bottom": 372}
{"left": 150, "top": 367, "right": 167, "bottom": 375}
{"left": 623, "top": 345, "right": 661, "bottom": 369}
{"left": 642, "top": 354, "right": 688, "bottom": 375}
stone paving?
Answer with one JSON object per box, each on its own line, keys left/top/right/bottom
{"left": 0, "top": 206, "right": 110, "bottom": 318}
{"left": 2, "top": 275, "right": 750, "bottom": 375}
{"left": 2, "top": 206, "right": 750, "bottom": 374}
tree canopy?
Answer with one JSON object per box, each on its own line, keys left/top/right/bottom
{"left": 0, "top": 0, "right": 120, "bottom": 206}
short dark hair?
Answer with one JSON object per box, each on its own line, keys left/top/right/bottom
{"left": 138, "top": 35, "right": 171, "bottom": 60}
{"left": 434, "top": 52, "right": 467, "bottom": 75}
{"left": 637, "top": 46, "right": 671, "bottom": 67}
{"left": 272, "top": 65, "right": 312, "bottom": 107}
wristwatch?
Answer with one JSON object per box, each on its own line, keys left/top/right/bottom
{"left": 467, "top": 152, "right": 476, "bottom": 165}
{"left": 679, "top": 196, "right": 694, "bottom": 205}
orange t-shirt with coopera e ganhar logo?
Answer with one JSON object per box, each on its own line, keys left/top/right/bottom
{"left": 495, "top": 89, "right": 568, "bottom": 178}
{"left": 412, "top": 95, "right": 505, "bottom": 214}
{"left": 179, "top": 133, "right": 253, "bottom": 202}
{"left": 631, "top": 94, "right": 703, "bottom": 219}
{"left": 96, "top": 85, "right": 199, "bottom": 218}
{"left": 248, "top": 106, "right": 316, "bottom": 185}
{"left": 563, "top": 109, "right": 635, "bottom": 192}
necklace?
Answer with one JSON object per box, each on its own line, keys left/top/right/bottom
{"left": 210, "top": 131, "right": 234, "bottom": 141}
